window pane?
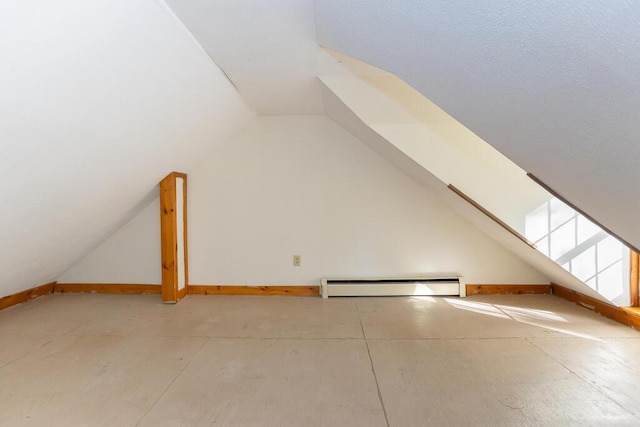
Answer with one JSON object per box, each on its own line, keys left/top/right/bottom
{"left": 570, "top": 246, "right": 596, "bottom": 282}
{"left": 597, "top": 236, "right": 623, "bottom": 271}
{"left": 550, "top": 198, "right": 575, "bottom": 230}
{"left": 597, "top": 260, "right": 624, "bottom": 301}
{"left": 525, "top": 202, "right": 549, "bottom": 242}
{"left": 550, "top": 219, "right": 576, "bottom": 260}
{"left": 577, "top": 215, "right": 601, "bottom": 245}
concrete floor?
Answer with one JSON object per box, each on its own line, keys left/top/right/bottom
{"left": 1, "top": 294, "right": 640, "bottom": 426}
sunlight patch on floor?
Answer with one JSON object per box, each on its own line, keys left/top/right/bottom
{"left": 445, "top": 298, "right": 602, "bottom": 341}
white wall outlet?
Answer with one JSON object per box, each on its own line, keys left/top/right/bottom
{"left": 293, "top": 254, "right": 301, "bottom": 267}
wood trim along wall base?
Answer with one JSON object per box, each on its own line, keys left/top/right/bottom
{"left": 188, "top": 285, "right": 319, "bottom": 297}
{"left": 53, "top": 283, "right": 162, "bottom": 295}
{"left": 466, "top": 284, "right": 552, "bottom": 295}
{"left": 551, "top": 283, "right": 640, "bottom": 330}
{"left": 0, "top": 282, "right": 56, "bottom": 311}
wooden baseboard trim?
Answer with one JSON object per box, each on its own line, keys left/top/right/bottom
{"left": 54, "top": 283, "right": 162, "bottom": 295}
{"left": 551, "top": 283, "right": 640, "bottom": 330}
{"left": 0, "top": 282, "right": 56, "bottom": 311}
{"left": 466, "top": 284, "right": 552, "bottom": 295}
{"left": 188, "top": 285, "right": 319, "bottom": 297}
{"left": 1, "top": 283, "right": 316, "bottom": 309}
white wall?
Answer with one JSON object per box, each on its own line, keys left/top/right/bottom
{"left": 320, "top": 73, "right": 551, "bottom": 234}
{"left": 0, "top": 0, "right": 254, "bottom": 296}
{"left": 314, "top": 0, "right": 640, "bottom": 250}
{"left": 188, "top": 116, "right": 548, "bottom": 285}
{"left": 58, "top": 196, "right": 161, "bottom": 284}
{"left": 320, "top": 83, "right": 618, "bottom": 303}
{"left": 60, "top": 115, "right": 549, "bottom": 286}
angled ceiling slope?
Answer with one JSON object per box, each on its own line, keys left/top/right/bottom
{"left": 315, "top": 0, "right": 640, "bottom": 250}
{"left": 318, "top": 72, "right": 609, "bottom": 304}
{"left": 0, "top": 0, "right": 254, "bottom": 297}
{"left": 165, "top": 0, "right": 323, "bottom": 115}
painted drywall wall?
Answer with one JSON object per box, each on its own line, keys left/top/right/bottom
{"left": 0, "top": 0, "right": 254, "bottom": 296}
{"left": 61, "top": 115, "right": 548, "bottom": 286}
{"left": 58, "top": 197, "right": 161, "bottom": 284}
{"left": 314, "top": 0, "right": 640, "bottom": 250}
{"left": 187, "top": 115, "right": 548, "bottom": 285}
{"left": 319, "top": 73, "right": 551, "bottom": 234}
{"left": 320, "top": 82, "right": 612, "bottom": 303}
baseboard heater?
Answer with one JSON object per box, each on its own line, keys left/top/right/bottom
{"left": 320, "top": 276, "right": 466, "bottom": 298}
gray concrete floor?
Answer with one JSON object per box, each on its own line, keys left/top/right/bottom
{"left": 1, "top": 293, "right": 639, "bottom": 426}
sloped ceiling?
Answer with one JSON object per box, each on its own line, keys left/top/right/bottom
{"left": 165, "top": 0, "right": 323, "bottom": 114}
{"left": 0, "top": 0, "right": 254, "bottom": 296}
{"left": 319, "top": 78, "right": 606, "bottom": 303}
{"left": 314, "top": 0, "right": 640, "bottom": 250}
{"left": 5, "top": 0, "right": 637, "bottom": 297}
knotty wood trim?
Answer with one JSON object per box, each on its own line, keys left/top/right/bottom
{"left": 159, "top": 172, "right": 188, "bottom": 304}
{"left": 188, "top": 285, "right": 319, "bottom": 297}
{"left": 527, "top": 173, "right": 640, "bottom": 253}
{"left": 551, "top": 283, "right": 640, "bottom": 330}
{"left": 0, "top": 282, "right": 56, "bottom": 311}
{"left": 181, "top": 173, "right": 189, "bottom": 299}
{"left": 177, "top": 284, "right": 188, "bottom": 300}
{"left": 160, "top": 173, "right": 177, "bottom": 302}
{"left": 466, "top": 284, "right": 551, "bottom": 295}
{"left": 631, "top": 251, "right": 639, "bottom": 307}
{"left": 53, "top": 283, "right": 161, "bottom": 295}
{"left": 448, "top": 184, "right": 536, "bottom": 248}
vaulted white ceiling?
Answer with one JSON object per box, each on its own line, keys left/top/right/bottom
{"left": 165, "top": 0, "right": 323, "bottom": 115}
{"left": 3, "top": 0, "right": 640, "bottom": 297}
{"left": 164, "top": 0, "right": 640, "bottom": 249}
{"left": 314, "top": 0, "right": 640, "bottom": 249}
{"left": 0, "top": 0, "right": 254, "bottom": 295}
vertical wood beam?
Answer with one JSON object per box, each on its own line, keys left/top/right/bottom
{"left": 160, "top": 173, "right": 177, "bottom": 303}
{"left": 159, "top": 172, "right": 188, "bottom": 303}
{"left": 631, "top": 251, "right": 639, "bottom": 307}
{"left": 181, "top": 175, "right": 189, "bottom": 301}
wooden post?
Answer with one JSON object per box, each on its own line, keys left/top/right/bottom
{"left": 159, "top": 172, "right": 188, "bottom": 304}
{"left": 631, "top": 251, "right": 639, "bottom": 307}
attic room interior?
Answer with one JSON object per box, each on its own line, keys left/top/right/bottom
{"left": 3, "top": 1, "right": 640, "bottom": 425}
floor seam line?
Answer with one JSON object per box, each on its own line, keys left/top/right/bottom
{"left": 62, "top": 319, "right": 93, "bottom": 336}
{"left": 524, "top": 336, "right": 638, "bottom": 420}
{"left": 356, "top": 302, "right": 390, "bottom": 427}
{"left": 134, "top": 336, "right": 211, "bottom": 426}
{"left": 0, "top": 336, "right": 58, "bottom": 369}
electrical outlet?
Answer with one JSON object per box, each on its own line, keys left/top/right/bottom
{"left": 293, "top": 254, "right": 301, "bottom": 267}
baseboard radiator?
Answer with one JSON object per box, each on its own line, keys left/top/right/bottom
{"left": 320, "top": 276, "right": 466, "bottom": 298}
